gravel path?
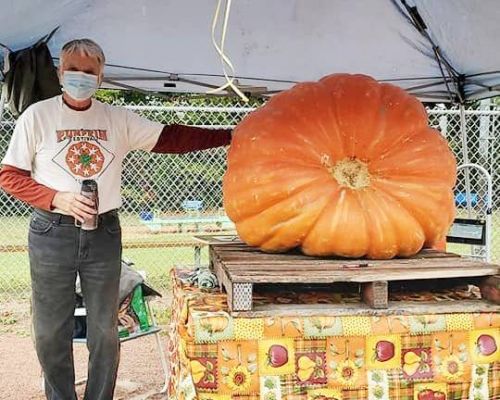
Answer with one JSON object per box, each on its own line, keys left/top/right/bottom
{"left": 0, "top": 300, "right": 171, "bottom": 400}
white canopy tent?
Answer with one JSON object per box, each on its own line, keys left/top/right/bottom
{"left": 0, "top": 0, "right": 496, "bottom": 259}
{"left": 1, "top": 0, "right": 500, "bottom": 103}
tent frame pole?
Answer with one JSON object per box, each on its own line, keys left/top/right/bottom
{"left": 0, "top": 85, "right": 5, "bottom": 130}
{"left": 456, "top": 164, "right": 493, "bottom": 262}
{"left": 459, "top": 104, "right": 473, "bottom": 218}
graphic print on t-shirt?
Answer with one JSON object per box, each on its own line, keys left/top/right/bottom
{"left": 52, "top": 129, "right": 115, "bottom": 180}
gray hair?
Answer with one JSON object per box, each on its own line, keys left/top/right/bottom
{"left": 60, "top": 39, "right": 106, "bottom": 70}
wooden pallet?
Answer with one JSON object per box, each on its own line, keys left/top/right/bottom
{"left": 207, "top": 240, "right": 500, "bottom": 314}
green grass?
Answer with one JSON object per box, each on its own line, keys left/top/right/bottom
{"left": 0, "top": 252, "right": 30, "bottom": 298}
{"left": 0, "top": 214, "right": 223, "bottom": 299}
{"left": 0, "top": 245, "right": 206, "bottom": 299}
{"left": 0, "top": 212, "right": 498, "bottom": 300}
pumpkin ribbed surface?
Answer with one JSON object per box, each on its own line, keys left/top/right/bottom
{"left": 223, "top": 74, "right": 456, "bottom": 259}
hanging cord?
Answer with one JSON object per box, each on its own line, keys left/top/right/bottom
{"left": 208, "top": 0, "right": 248, "bottom": 102}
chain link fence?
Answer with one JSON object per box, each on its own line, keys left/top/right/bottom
{"left": 0, "top": 100, "right": 499, "bottom": 301}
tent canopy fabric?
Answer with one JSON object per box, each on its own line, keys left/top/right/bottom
{"left": 1, "top": 0, "right": 499, "bottom": 103}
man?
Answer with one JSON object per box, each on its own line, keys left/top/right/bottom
{"left": 0, "top": 39, "right": 232, "bottom": 400}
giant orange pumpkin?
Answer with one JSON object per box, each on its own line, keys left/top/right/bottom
{"left": 223, "top": 74, "right": 456, "bottom": 259}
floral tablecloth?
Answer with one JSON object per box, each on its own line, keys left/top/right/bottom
{"left": 166, "top": 269, "right": 500, "bottom": 400}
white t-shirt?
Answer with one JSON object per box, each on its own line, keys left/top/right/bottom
{"left": 2, "top": 95, "right": 163, "bottom": 214}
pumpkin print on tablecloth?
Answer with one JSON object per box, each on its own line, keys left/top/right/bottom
{"left": 224, "top": 74, "right": 456, "bottom": 259}
{"left": 65, "top": 141, "right": 104, "bottom": 177}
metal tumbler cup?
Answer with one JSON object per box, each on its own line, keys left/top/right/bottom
{"left": 80, "top": 179, "right": 99, "bottom": 230}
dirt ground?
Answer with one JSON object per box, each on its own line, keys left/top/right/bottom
{"left": 0, "top": 299, "right": 171, "bottom": 400}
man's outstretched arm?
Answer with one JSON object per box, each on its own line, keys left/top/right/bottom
{"left": 151, "top": 124, "right": 232, "bottom": 154}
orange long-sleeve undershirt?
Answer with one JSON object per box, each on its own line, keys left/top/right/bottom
{"left": 0, "top": 125, "right": 232, "bottom": 210}
{"left": 0, "top": 165, "right": 57, "bottom": 210}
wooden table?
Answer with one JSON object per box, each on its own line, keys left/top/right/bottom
{"left": 166, "top": 268, "right": 500, "bottom": 400}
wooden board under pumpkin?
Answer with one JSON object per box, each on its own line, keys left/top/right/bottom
{"left": 201, "top": 237, "right": 500, "bottom": 314}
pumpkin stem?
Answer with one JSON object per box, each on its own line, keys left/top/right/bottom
{"left": 329, "top": 158, "right": 370, "bottom": 189}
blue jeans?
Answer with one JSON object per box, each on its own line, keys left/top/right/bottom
{"left": 29, "top": 209, "right": 122, "bottom": 400}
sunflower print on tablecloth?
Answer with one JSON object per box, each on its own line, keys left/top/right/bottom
{"left": 327, "top": 336, "right": 366, "bottom": 387}
{"left": 432, "top": 331, "right": 470, "bottom": 382}
{"left": 217, "top": 340, "right": 259, "bottom": 394}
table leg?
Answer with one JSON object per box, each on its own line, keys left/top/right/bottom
{"left": 194, "top": 245, "right": 201, "bottom": 267}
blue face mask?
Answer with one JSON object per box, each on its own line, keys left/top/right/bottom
{"left": 62, "top": 71, "right": 99, "bottom": 101}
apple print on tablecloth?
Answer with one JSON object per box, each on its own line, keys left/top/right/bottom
{"left": 469, "top": 328, "right": 500, "bottom": 364}
{"left": 217, "top": 340, "right": 259, "bottom": 394}
{"left": 432, "top": 332, "right": 470, "bottom": 382}
{"left": 258, "top": 338, "right": 296, "bottom": 376}
{"left": 366, "top": 335, "right": 402, "bottom": 370}
{"left": 413, "top": 382, "right": 447, "bottom": 400}
{"left": 402, "top": 347, "right": 433, "bottom": 381}
{"left": 327, "top": 336, "right": 366, "bottom": 387}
